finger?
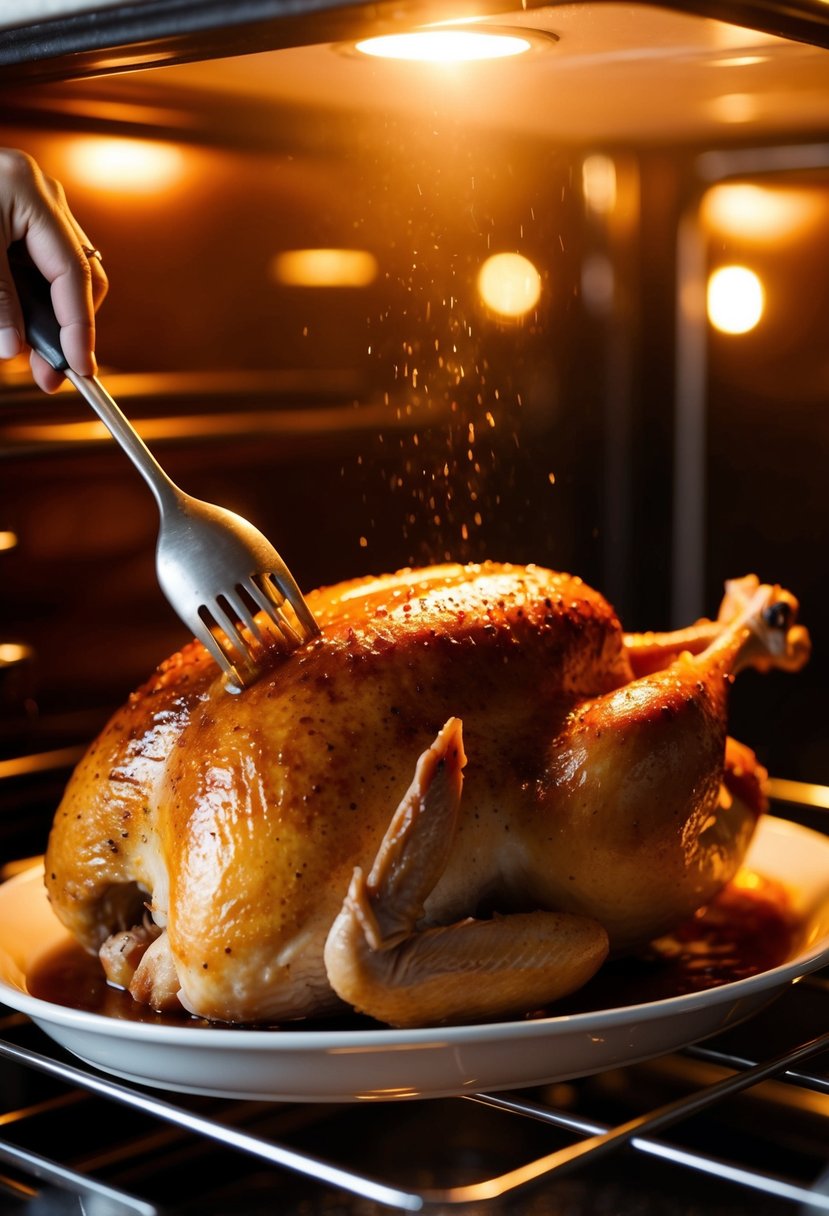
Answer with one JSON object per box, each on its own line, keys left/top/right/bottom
{"left": 86, "top": 250, "right": 108, "bottom": 310}
{"left": 28, "top": 229, "right": 96, "bottom": 374}
{"left": 17, "top": 168, "right": 98, "bottom": 377}
{"left": 30, "top": 348, "right": 65, "bottom": 394}
{"left": 45, "top": 186, "right": 108, "bottom": 310}
{"left": 77, "top": 244, "right": 108, "bottom": 312}
{"left": 42, "top": 171, "right": 108, "bottom": 311}
{"left": 50, "top": 237, "right": 107, "bottom": 367}
{"left": 26, "top": 221, "right": 97, "bottom": 377}
{"left": 0, "top": 241, "right": 25, "bottom": 360}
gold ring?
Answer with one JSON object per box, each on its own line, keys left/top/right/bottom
{"left": 81, "top": 244, "right": 103, "bottom": 263}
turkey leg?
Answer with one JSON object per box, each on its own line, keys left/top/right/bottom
{"left": 624, "top": 574, "right": 810, "bottom": 676}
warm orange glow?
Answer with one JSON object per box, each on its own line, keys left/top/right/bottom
{"left": 478, "top": 253, "right": 541, "bottom": 318}
{"left": 767, "top": 776, "right": 829, "bottom": 810}
{"left": 0, "top": 530, "right": 17, "bottom": 552}
{"left": 582, "top": 154, "right": 617, "bottom": 215}
{"left": 709, "top": 93, "right": 759, "bottom": 124}
{"left": 709, "top": 54, "right": 769, "bottom": 68}
{"left": 64, "top": 137, "right": 185, "bottom": 193}
{"left": 702, "top": 183, "right": 821, "bottom": 242}
{"left": 0, "top": 643, "right": 30, "bottom": 665}
{"left": 354, "top": 30, "right": 532, "bottom": 62}
{"left": 271, "top": 248, "right": 378, "bottom": 287}
{"left": 732, "top": 868, "right": 764, "bottom": 891}
{"left": 707, "top": 265, "right": 764, "bottom": 334}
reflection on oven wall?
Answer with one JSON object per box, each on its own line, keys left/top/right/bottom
{"left": 0, "top": 96, "right": 826, "bottom": 789}
{"left": 671, "top": 153, "right": 829, "bottom": 786}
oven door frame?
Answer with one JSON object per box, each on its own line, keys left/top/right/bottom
{"left": 1, "top": 0, "right": 829, "bottom": 84}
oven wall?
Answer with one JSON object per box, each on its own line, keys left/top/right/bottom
{"left": 0, "top": 76, "right": 825, "bottom": 789}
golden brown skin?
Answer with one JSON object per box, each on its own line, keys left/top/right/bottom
{"left": 44, "top": 563, "right": 809, "bottom": 1027}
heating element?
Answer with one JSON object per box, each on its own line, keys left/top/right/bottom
{"left": 0, "top": 755, "right": 827, "bottom": 1215}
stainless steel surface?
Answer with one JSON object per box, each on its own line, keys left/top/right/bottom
{"left": 64, "top": 367, "right": 319, "bottom": 687}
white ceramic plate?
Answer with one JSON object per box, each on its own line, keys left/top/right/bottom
{"left": 1, "top": 815, "right": 828, "bottom": 1103}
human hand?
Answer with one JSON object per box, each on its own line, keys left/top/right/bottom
{"left": 0, "top": 148, "right": 108, "bottom": 392}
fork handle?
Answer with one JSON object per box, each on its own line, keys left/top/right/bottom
{"left": 8, "top": 240, "right": 180, "bottom": 513}
{"left": 66, "top": 370, "right": 181, "bottom": 512}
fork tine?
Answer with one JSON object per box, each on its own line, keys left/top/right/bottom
{"left": 272, "top": 605, "right": 301, "bottom": 646}
{"left": 245, "top": 575, "right": 302, "bottom": 646}
{"left": 247, "top": 571, "right": 285, "bottom": 610}
{"left": 208, "top": 597, "right": 253, "bottom": 664}
{"left": 268, "top": 570, "right": 320, "bottom": 639}
{"left": 228, "top": 585, "right": 265, "bottom": 645}
{"left": 192, "top": 615, "right": 243, "bottom": 685}
{"left": 250, "top": 563, "right": 319, "bottom": 641}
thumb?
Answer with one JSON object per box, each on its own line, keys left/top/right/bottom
{"left": 0, "top": 243, "right": 24, "bottom": 359}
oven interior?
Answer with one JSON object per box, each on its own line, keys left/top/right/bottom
{"left": 0, "top": 0, "right": 828, "bottom": 1211}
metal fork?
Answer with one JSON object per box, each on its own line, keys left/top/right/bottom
{"left": 9, "top": 241, "right": 319, "bottom": 689}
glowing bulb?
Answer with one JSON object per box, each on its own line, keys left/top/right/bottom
{"left": 355, "top": 31, "right": 532, "bottom": 62}
{"left": 0, "top": 530, "right": 17, "bottom": 552}
{"left": 478, "top": 253, "right": 542, "bottom": 319}
{"left": 271, "top": 249, "right": 378, "bottom": 287}
{"left": 65, "top": 137, "right": 185, "bottom": 193}
{"left": 707, "top": 266, "right": 764, "bottom": 334}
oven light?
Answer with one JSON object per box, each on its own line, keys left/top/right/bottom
{"left": 702, "top": 183, "right": 820, "bottom": 242}
{"left": 0, "top": 530, "right": 17, "bottom": 552}
{"left": 271, "top": 249, "right": 378, "bottom": 287}
{"left": 354, "top": 30, "right": 533, "bottom": 62}
{"left": 707, "top": 265, "right": 764, "bottom": 335}
{"left": 0, "top": 642, "right": 30, "bottom": 666}
{"left": 477, "top": 253, "right": 541, "bottom": 319}
{"left": 64, "top": 136, "right": 185, "bottom": 193}
{"left": 582, "top": 155, "right": 617, "bottom": 216}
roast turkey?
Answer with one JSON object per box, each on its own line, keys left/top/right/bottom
{"left": 44, "top": 563, "right": 809, "bottom": 1027}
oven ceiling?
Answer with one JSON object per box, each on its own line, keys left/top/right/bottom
{"left": 1, "top": 0, "right": 829, "bottom": 143}
{"left": 152, "top": 3, "right": 829, "bottom": 143}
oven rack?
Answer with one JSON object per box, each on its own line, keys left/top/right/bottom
{"left": 1, "top": 972, "right": 828, "bottom": 1216}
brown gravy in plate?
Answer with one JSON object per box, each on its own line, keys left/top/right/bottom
{"left": 27, "top": 871, "right": 798, "bottom": 1031}
{"left": 547, "top": 871, "right": 797, "bottom": 1017}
